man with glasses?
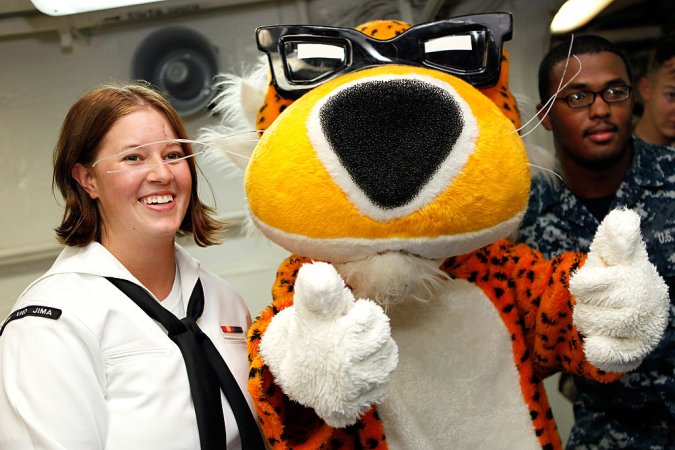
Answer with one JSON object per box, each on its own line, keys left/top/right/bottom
{"left": 516, "top": 35, "right": 674, "bottom": 449}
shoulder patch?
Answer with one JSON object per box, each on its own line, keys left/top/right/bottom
{"left": 0, "top": 305, "right": 62, "bottom": 336}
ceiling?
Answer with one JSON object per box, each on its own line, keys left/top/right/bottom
{"left": 550, "top": 0, "right": 673, "bottom": 46}
{"left": 0, "top": 0, "right": 279, "bottom": 41}
{"left": 583, "top": 0, "right": 674, "bottom": 42}
{"left": 548, "top": 0, "right": 674, "bottom": 79}
{"left": 2, "top": 0, "right": 671, "bottom": 51}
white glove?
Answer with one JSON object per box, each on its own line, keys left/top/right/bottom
{"left": 259, "top": 261, "right": 398, "bottom": 428}
{"left": 571, "top": 208, "right": 670, "bottom": 373}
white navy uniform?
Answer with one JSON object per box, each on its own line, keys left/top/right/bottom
{"left": 0, "top": 242, "right": 254, "bottom": 450}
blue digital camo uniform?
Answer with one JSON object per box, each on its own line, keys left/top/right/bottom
{"left": 516, "top": 137, "right": 675, "bottom": 450}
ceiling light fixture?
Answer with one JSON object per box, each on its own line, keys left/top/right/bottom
{"left": 31, "top": 0, "right": 167, "bottom": 16}
{"left": 550, "top": 0, "right": 615, "bottom": 34}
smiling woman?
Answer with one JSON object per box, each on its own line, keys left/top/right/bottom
{"left": 70, "top": 107, "right": 195, "bottom": 282}
{"left": 0, "top": 82, "right": 265, "bottom": 449}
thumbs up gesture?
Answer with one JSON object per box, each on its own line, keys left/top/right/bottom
{"left": 259, "top": 262, "right": 398, "bottom": 428}
{"left": 570, "top": 208, "right": 670, "bottom": 373}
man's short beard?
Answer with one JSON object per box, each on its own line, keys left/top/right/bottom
{"left": 563, "top": 140, "right": 631, "bottom": 171}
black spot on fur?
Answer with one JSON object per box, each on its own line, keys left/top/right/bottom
{"left": 521, "top": 349, "right": 530, "bottom": 363}
{"left": 546, "top": 408, "right": 553, "bottom": 419}
{"left": 494, "top": 271, "right": 508, "bottom": 281}
{"left": 540, "top": 312, "right": 556, "bottom": 325}
{"left": 249, "top": 329, "right": 262, "bottom": 341}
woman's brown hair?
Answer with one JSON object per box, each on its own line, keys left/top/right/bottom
{"left": 53, "top": 81, "right": 223, "bottom": 247}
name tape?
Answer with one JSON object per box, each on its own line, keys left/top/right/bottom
{"left": 0, "top": 305, "right": 62, "bottom": 336}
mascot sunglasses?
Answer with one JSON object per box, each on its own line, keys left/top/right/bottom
{"left": 257, "top": 12, "right": 513, "bottom": 99}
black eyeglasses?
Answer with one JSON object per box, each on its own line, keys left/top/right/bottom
{"left": 256, "top": 13, "right": 513, "bottom": 99}
{"left": 556, "top": 85, "right": 632, "bottom": 109}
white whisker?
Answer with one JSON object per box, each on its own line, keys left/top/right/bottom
{"left": 95, "top": 131, "right": 263, "bottom": 174}
{"left": 105, "top": 150, "right": 207, "bottom": 174}
{"left": 197, "top": 129, "right": 264, "bottom": 162}
{"left": 209, "top": 139, "right": 261, "bottom": 162}
{"left": 527, "top": 163, "right": 563, "bottom": 181}
{"left": 513, "top": 36, "right": 581, "bottom": 137}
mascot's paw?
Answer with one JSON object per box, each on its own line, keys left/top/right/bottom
{"left": 570, "top": 208, "right": 669, "bottom": 373}
{"left": 259, "top": 261, "right": 399, "bottom": 428}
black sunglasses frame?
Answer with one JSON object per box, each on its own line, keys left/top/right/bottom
{"left": 256, "top": 13, "right": 513, "bottom": 99}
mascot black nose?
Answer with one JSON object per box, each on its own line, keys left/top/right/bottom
{"left": 318, "top": 78, "right": 464, "bottom": 210}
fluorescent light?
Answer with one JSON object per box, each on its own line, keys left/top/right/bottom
{"left": 31, "top": 0, "right": 167, "bottom": 16}
{"left": 550, "top": 0, "right": 615, "bottom": 34}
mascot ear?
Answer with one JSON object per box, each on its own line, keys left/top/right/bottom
{"left": 254, "top": 83, "right": 294, "bottom": 132}
{"left": 201, "top": 57, "right": 269, "bottom": 170}
{"left": 238, "top": 69, "right": 270, "bottom": 129}
{"left": 478, "top": 49, "right": 522, "bottom": 130}
{"left": 211, "top": 56, "right": 269, "bottom": 128}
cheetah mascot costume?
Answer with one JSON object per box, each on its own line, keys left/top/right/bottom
{"left": 204, "top": 13, "right": 669, "bottom": 449}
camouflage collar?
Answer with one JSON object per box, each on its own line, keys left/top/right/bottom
{"left": 531, "top": 137, "right": 669, "bottom": 228}
{"left": 630, "top": 136, "right": 667, "bottom": 189}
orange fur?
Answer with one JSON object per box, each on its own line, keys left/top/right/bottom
{"left": 249, "top": 243, "right": 622, "bottom": 449}
{"left": 442, "top": 241, "right": 621, "bottom": 449}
